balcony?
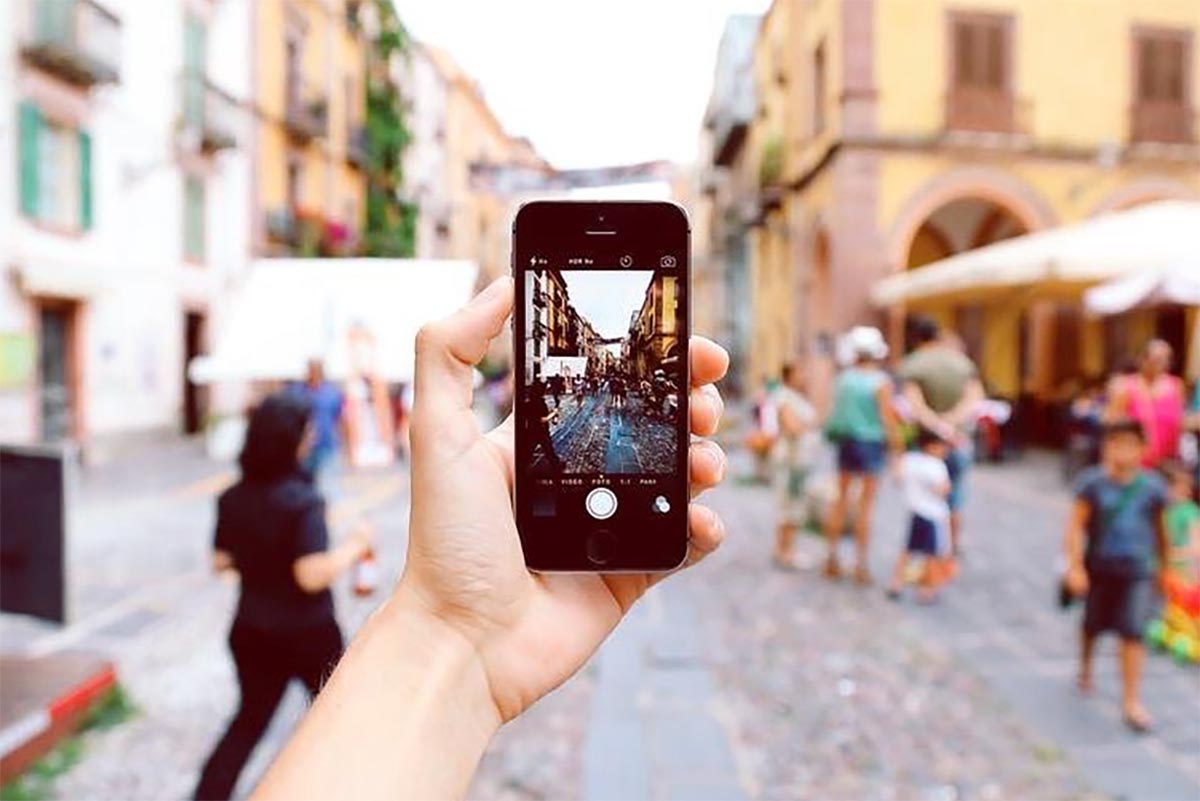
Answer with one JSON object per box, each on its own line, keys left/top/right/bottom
{"left": 944, "top": 87, "right": 1025, "bottom": 135}
{"left": 264, "top": 207, "right": 358, "bottom": 257}
{"left": 346, "top": 122, "right": 368, "bottom": 166}
{"left": 284, "top": 80, "right": 329, "bottom": 143}
{"left": 265, "top": 208, "right": 298, "bottom": 246}
{"left": 19, "top": 0, "right": 121, "bottom": 87}
{"left": 1130, "top": 102, "right": 1195, "bottom": 145}
{"left": 180, "top": 71, "right": 238, "bottom": 153}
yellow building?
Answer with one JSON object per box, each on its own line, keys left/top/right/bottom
{"left": 425, "top": 47, "right": 550, "bottom": 285}
{"left": 716, "top": 0, "right": 1199, "bottom": 420}
{"left": 629, "top": 276, "right": 681, "bottom": 381}
{"left": 253, "top": 0, "right": 367, "bottom": 256}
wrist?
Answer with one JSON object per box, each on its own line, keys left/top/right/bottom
{"left": 256, "top": 584, "right": 501, "bottom": 801}
{"left": 373, "top": 585, "right": 503, "bottom": 734}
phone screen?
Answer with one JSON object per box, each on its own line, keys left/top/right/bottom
{"left": 513, "top": 202, "right": 689, "bottom": 571}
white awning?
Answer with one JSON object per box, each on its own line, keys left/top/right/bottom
{"left": 871, "top": 201, "right": 1200, "bottom": 308}
{"left": 1083, "top": 262, "right": 1200, "bottom": 316}
{"left": 189, "top": 258, "right": 478, "bottom": 384}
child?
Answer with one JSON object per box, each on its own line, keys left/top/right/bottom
{"left": 772, "top": 363, "right": 818, "bottom": 569}
{"left": 887, "top": 428, "right": 952, "bottom": 603}
{"left": 1163, "top": 461, "right": 1200, "bottom": 583}
{"left": 1064, "top": 419, "right": 1169, "bottom": 733}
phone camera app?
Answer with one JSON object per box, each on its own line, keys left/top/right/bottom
{"left": 619, "top": 255, "right": 633, "bottom": 268}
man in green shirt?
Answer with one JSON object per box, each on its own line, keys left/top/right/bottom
{"left": 899, "top": 317, "right": 984, "bottom": 557}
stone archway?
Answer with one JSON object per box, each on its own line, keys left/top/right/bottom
{"left": 885, "top": 166, "right": 1059, "bottom": 269}
{"left": 1089, "top": 177, "right": 1200, "bottom": 215}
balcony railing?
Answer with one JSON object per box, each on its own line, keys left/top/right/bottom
{"left": 1130, "top": 102, "right": 1195, "bottom": 145}
{"left": 944, "top": 87, "right": 1025, "bottom": 135}
{"left": 180, "top": 71, "right": 238, "bottom": 153}
{"left": 20, "top": 0, "right": 121, "bottom": 87}
{"left": 346, "top": 122, "right": 367, "bottom": 166}
{"left": 284, "top": 79, "right": 329, "bottom": 143}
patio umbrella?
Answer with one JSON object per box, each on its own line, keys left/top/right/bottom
{"left": 1082, "top": 262, "right": 1200, "bottom": 316}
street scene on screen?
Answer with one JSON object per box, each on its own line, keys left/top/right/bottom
{"left": 523, "top": 270, "right": 681, "bottom": 475}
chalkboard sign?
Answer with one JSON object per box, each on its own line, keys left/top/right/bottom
{"left": 0, "top": 444, "right": 68, "bottom": 624}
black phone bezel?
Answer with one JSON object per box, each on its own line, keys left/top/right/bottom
{"left": 512, "top": 200, "right": 691, "bottom": 572}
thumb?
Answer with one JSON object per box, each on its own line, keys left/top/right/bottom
{"left": 412, "top": 276, "right": 513, "bottom": 445}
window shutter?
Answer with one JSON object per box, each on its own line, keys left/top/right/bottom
{"left": 1163, "top": 39, "right": 1184, "bottom": 102}
{"left": 985, "top": 24, "right": 1005, "bottom": 89}
{"left": 953, "top": 23, "right": 973, "bottom": 87}
{"left": 19, "top": 102, "right": 41, "bottom": 219}
{"left": 79, "top": 130, "right": 93, "bottom": 230}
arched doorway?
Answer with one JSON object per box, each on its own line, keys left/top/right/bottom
{"left": 902, "top": 197, "right": 1031, "bottom": 367}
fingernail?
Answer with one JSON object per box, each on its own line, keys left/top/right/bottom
{"left": 707, "top": 442, "right": 726, "bottom": 481}
{"left": 469, "top": 276, "right": 511, "bottom": 307}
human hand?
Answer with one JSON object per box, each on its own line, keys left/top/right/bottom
{"left": 1065, "top": 565, "right": 1089, "bottom": 597}
{"left": 397, "top": 276, "right": 728, "bottom": 723}
{"left": 347, "top": 522, "right": 374, "bottom": 558}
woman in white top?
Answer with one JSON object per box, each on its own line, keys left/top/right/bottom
{"left": 773, "top": 363, "right": 819, "bottom": 569}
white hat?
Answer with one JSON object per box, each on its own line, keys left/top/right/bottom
{"left": 840, "top": 326, "right": 889, "bottom": 363}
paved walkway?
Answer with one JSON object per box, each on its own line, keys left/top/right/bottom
{"left": 5, "top": 441, "right": 1198, "bottom": 800}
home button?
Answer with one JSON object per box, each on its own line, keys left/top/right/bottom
{"left": 585, "top": 487, "right": 618, "bottom": 520}
{"left": 587, "top": 529, "right": 616, "bottom": 566}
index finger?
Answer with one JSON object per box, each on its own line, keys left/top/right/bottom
{"left": 690, "top": 336, "right": 729, "bottom": 388}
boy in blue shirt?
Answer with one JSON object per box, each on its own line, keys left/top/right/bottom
{"left": 1064, "top": 419, "right": 1168, "bottom": 733}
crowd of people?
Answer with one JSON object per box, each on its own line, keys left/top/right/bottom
{"left": 754, "top": 319, "right": 1200, "bottom": 734}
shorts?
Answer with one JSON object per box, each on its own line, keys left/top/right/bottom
{"left": 775, "top": 465, "right": 809, "bottom": 526}
{"left": 837, "top": 439, "right": 886, "bottom": 476}
{"left": 907, "top": 514, "right": 942, "bottom": 556}
{"left": 1083, "top": 574, "right": 1155, "bottom": 641}
{"left": 945, "top": 444, "right": 972, "bottom": 512}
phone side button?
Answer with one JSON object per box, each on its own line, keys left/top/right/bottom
{"left": 587, "top": 529, "right": 615, "bottom": 567}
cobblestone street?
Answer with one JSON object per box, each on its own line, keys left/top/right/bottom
{"left": 542, "top": 389, "right": 676, "bottom": 474}
{"left": 2, "top": 442, "right": 1198, "bottom": 800}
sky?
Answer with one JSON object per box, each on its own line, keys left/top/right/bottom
{"left": 393, "top": 0, "right": 773, "bottom": 169}
{"left": 561, "top": 270, "right": 655, "bottom": 341}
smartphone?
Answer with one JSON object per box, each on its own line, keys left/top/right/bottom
{"left": 512, "top": 201, "right": 690, "bottom": 572}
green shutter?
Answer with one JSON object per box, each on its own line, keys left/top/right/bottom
{"left": 184, "top": 175, "right": 205, "bottom": 260}
{"left": 19, "top": 102, "right": 41, "bottom": 219}
{"left": 78, "top": 130, "right": 93, "bottom": 230}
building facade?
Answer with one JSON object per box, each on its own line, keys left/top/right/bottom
{"left": 1, "top": 0, "right": 253, "bottom": 452}
{"left": 696, "top": 14, "right": 761, "bottom": 396}
{"left": 700, "top": 0, "right": 1199, "bottom": 415}
{"left": 252, "top": 0, "right": 367, "bottom": 258}
{"left": 628, "top": 275, "right": 680, "bottom": 382}
{"left": 398, "top": 41, "right": 453, "bottom": 259}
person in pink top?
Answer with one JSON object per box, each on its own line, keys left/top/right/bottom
{"left": 1107, "top": 339, "right": 1185, "bottom": 468}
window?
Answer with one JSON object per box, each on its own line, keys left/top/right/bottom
{"left": 952, "top": 17, "right": 1009, "bottom": 91}
{"left": 1137, "top": 34, "right": 1185, "bottom": 103}
{"left": 18, "top": 103, "right": 91, "bottom": 231}
{"left": 1132, "top": 29, "right": 1192, "bottom": 143}
{"left": 183, "top": 12, "right": 208, "bottom": 128}
{"left": 812, "top": 42, "right": 826, "bottom": 137}
{"left": 946, "top": 13, "right": 1016, "bottom": 132}
{"left": 184, "top": 174, "right": 205, "bottom": 260}
{"left": 286, "top": 159, "right": 302, "bottom": 210}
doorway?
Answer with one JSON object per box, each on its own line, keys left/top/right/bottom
{"left": 183, "top": 311, "right": 207, "bottom": 435}
{"left": 37, "top": 305, "right": 76, "bottom": 442}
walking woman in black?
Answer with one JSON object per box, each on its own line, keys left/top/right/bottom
{"left": 193, "top": 392, "right": 370, "bottom": 800}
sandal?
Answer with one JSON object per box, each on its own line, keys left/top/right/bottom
{"left": 1123, "top": 706, "right": 1154, "bottom": 734}
{"left": 823, "top": 558, "right": 843, "bottom": 581}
